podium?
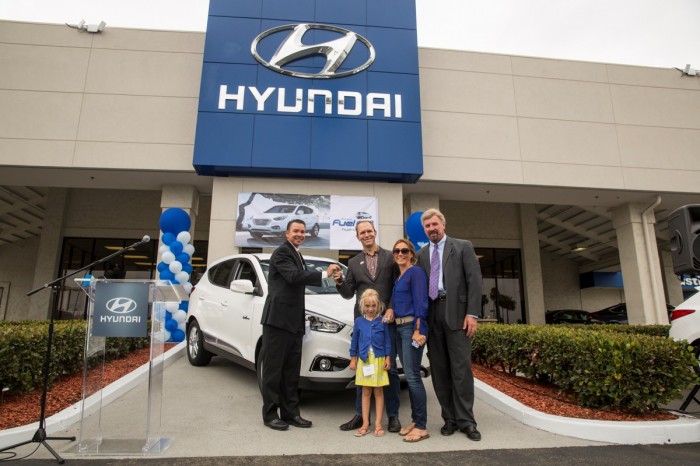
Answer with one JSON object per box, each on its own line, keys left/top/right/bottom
{"left": 74, "top": 278, "right": 185, "bottom": 456}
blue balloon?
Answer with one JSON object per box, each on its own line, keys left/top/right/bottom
{"left": 165, "top": 319, "right": 178, "bottom": 332}
{"left": 179, "top": 301, "right": 189, "bottom": 312}
{"left": 182, "top": 263, "right": 193, "bottom": 274}
{"left": 169, "top": 240, "right": 183, "bottom": 255}
{"left": 165, "top": 311, "right": 172, "bottom": 321}
{"left": 157, "top": 261, "right": 168, "bottom": 273}
{"left": 160, "top": 270, "right": 175, "bottom": 281}
{"left": 161, "top": 232, "right": 176, "bottom": 246}
{"left": 170, "top": 329, "right": 185, "bottom": 342}
{"left": 176, "top": 253, "right": 190, "bottom": 264}
{"left": 405, "top": 211, "right": 429, "bottom": 250}
{"left": 159, "top": 208, "right": 191, "bottom": 234}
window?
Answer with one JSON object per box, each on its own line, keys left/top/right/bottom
{"left": 476, "top": 248, "right": 525, "bottom": 323}
{"left": 235, "top": 260, "right": 258, "bottom": 288}
{"left": 208, "top": 260, "right": 236, "bottom": 288}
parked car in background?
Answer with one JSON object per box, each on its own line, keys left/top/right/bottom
{"left": 545, "top": 309, "right": 589, "bottom": 324}
{"left": 669, "top": 292, "right": 700, "bottom": 374}
{"left": 586, "top": 302, "right": 675, "bottom": 324}
{"left": 249, "top": 204, "right": 320, "bottom": 239}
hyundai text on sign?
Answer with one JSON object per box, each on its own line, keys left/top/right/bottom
{"left": 193, "top": 0, "right": 423, "bottom": 183}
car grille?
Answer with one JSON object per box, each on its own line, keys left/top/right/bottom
{"left": 253, "top": 219, "right": 270, "bottom": 226}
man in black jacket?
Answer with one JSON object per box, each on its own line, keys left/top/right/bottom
{"left": 260, "top": 219, "right": 339, "bottom": 431}
{"left": 334, "top": 220, "right": 401, "bottom": 432}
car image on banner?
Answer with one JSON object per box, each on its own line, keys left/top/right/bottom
{"left": 186, "top": 253, "right": 429, "bottom": 391}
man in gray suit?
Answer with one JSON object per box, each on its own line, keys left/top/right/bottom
{"left": 416, "top": 208, "right": 483, "bottom": 441}
{"left": 334, "top": 220, "right": 401, "bottom": 432}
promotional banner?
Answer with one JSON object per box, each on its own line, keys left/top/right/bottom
{"left": 330, "top": 196, "right": 378, "bottom": 250}
{"left": 92, "top": 282, "right": 149, "bottom": 338}
{"left": 235, "top": 193, "right": 377, "bottom": 250}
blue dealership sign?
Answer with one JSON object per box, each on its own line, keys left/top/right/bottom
{"left": 193, "top": 0, "right": 423, "bottom": 183}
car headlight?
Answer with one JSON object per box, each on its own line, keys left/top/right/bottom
{"left": 306, "top": 311, "right": 345, "bottom": 333}
{"left": 273, "top": 215, "right": 288, "bottom": 221}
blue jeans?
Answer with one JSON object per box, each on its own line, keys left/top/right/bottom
{"left": 395, "top": 321, "right": 427, "bottom": 429}
{"left": 355, "top": 324, "right": 400, "bottom": 418}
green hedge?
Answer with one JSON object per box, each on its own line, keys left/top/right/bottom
{"left": 0, "top": 320, "right": 149, "bottom": 395}
{"left": 472, "top": 324, "right": 698, "bottom": 413}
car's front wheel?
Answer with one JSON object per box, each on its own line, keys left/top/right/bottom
{"left": 310, "top": 223, "right": 320, "bottom": 238}
{"left": 256, "top": 351, "right": 265, "bottom": 395}
{"left": 187, "top": 320, "right": 212, "bottom": 366}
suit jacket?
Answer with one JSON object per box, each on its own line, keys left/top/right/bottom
{"left": 260, "top": 240, "right": 323, "bottom": 334}
{"left": 417, "top": 236, "right": 482, "bottom": 331}
{"left": 337, "top": 246, "right": 398, "bottom": 319}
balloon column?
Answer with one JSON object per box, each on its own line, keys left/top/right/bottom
{"left": 156, "top": 208, "right": 195, "bottom": 343}
{"left": 405, "top": 211, "right": 428, "bottom": 250}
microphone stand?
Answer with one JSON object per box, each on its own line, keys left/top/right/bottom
{"left": 0, "top": 236, "right": 151, "bottom": 464}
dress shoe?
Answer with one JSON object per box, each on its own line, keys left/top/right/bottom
{"left": 387, "top": 416, "right": 401, "bottom": 433}
{"left": 264, "top": 418, "right": 289, "bottom": 431}
{"left": 440, "top": 421, "right": 457, "bottom": 436}
{"left": 339, "top": 414, "right": 363, "bottom": 431}
{"left": 284, "top": 415, "right": 312, "bottom": 428}
{"left": 462, "top": 425, "right": 481, "bottom": 441}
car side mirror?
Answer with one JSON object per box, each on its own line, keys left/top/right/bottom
{"left": 231, "top": 279, "right": 255, "bottom": 294}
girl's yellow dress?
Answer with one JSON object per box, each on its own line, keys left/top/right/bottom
{"left": 355, "top": 346, "right": 389, "bottom": 387}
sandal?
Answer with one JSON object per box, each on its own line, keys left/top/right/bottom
{"left": 398, "top": 422, "right": 415, "bottom": 436}
{"left": 403, "top": 430, "right": 430, "bottom": 443}
{"left": 354, "top": 427, "right": 369, "bottom": 437}
{"left": 374, "top": 427, "right": 385, "bottom": 437}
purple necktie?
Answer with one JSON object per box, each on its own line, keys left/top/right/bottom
{"left": 429, "top": 243, "right": 440, "bottom": 300}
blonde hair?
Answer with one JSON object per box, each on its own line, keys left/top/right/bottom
{"left": 421, "top": 208, "right": 446, "bottom": 225}
{"left": 359, "top": 288, "right": 385, "bottom": 316}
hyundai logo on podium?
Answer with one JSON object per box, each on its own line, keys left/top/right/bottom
{"left": 93, "top": 282, "right": 149, "bottom": 337}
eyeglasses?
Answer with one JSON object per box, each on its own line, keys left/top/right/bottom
{"left": 392, "top": 248, "right": 411, "bottom": 255}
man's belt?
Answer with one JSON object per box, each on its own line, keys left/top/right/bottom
{"left": 394, "top": 316, "right": 415, "bottom": 325}
{"left": 431, "top": 292, "right": 447, "bottom": 301}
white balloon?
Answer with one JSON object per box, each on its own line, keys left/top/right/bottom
{"left": 158, "top": 245, "right": 169, "bottom": 256}
{"left": 177, "top": 321, "right": 186, "bottom": 332}
{"left": 175, "top": 271, "right": 190, "bottom": 283}
{"left": 182, "top": 282, "right": 193, "bottom": 294}
{"left": 153, "top": 330, "right": 166, "bottom": 342}
{"left": 169, "top": 261, "right": 182, "bottom": 274}
{"left": 183, "top": 244, "right": 195, "bottom": 256}
{"left": 165, "top": 302, "right": 179, "bottom": 313}
{"left": 162, "top": 251, "right": 175, "bottom": 264}
{"left": 172, "top": 309, "right": 187, "bottom": 324}
{"left": 163, "top": 329, "right": 171, "bottom": 342}
{"left": 176, "top": 231, "right": 191, "bottom": 244}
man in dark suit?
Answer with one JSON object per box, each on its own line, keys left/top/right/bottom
{"left": 333, "top": 220, "right": 401, "bottom": 432}
{"left": 416, "top": 208, "right": 483, "bottom": 441}
{"left": 260, "top": 219, "right": 340, "bottom": 431}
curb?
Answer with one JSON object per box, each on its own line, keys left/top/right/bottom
{"left": 474, "top": 378, "right": 700, "bottom": 444}
{"left": 0, "top": 342, "right": 185, "bottom": 450}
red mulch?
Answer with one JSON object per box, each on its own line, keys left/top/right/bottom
{"left": 473, "top": 364, "right": 677, "bottom": 421}
{"left": 0, "top": 351, "right": 675, "bottom": 431}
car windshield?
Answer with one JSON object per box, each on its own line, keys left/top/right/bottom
{"left": 264, "top": 205, "right": 296, "bottom": 213}
{"left": 260, "top": 259, "right": 348, "bottom": 294}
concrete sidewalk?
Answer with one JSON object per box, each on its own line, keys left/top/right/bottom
{"left": 2, "top": 344, "right": 699, "bottom": 462}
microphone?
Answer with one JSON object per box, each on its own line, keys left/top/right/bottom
{"left": 142, "top": 235, "right": 151, "bottom": 243}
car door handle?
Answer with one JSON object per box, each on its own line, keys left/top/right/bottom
{"left": 242, "top": 316, "right": 250, "bottom": 320}
{"left": 221, "top": 301, "right": 228, "bottom": 307}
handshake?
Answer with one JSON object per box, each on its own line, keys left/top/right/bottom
{"left": 326, "top": 263, "right": 344, "bottom": 284}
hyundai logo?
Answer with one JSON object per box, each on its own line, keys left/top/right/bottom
{"left": 251, "top": 23, "right": 375, "bottom": 79}
{"left": 105, "top": 297, "right": 138, "bottom": 314}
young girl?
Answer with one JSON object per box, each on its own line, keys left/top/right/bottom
{"left": 349, "top": 288, "right": 392, "bottom": 437}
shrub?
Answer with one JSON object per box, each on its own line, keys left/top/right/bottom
{"left": 473, "top": 324, "right": 698, "bottom": 412}
{"left": 0, "top": 320, "right": 149, "bottom": 394}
